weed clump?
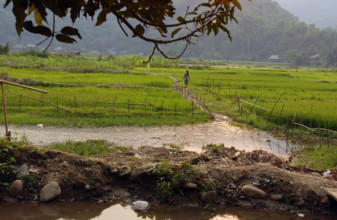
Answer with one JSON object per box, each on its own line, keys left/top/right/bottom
{"left": 146, "top": 160, "right": 198, "bottom": 201}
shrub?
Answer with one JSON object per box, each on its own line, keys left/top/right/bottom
{"left": 0, "top": 42, "right": 10, "bottom": 55}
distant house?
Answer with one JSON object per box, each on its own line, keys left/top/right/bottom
{"left": 54, "top": 46, "right": 63, "bottom": 51}
{"left": 309, "top": 54, "right": 320, "bottom": 60}
{"left": 268, "top": 55, "right": 280, "bottom": 62}
{"left": 68, "top": 51, "right": 80, "bottom": 56}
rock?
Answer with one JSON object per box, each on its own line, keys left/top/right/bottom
{"left": 232, "top": 152, "right": 241, "bottom": 160}
{"left": 241, "top": 185, "right": 266, "bottom": 199}
{"left": 270, "top": 194, "right": 283, "bottom": 201}
{"left": 323, "top": 188, "right": 337, "bottom": 202}
{"left": 16, "top": 164, "right": 29, "bottom": 179}
{"left": 130, "top": 164, "right": 154, "bottom": 180}
{"left": 201, "top": 191, "right": 217, "bottom": 202}
{"left": 9, "top": 180, "right": 23, "bottom": 197}
{"left": 131, "top": 200, "right": 149, "bottom": 212}
{"left": 28, "top": 167, "right": 39, "bottom": 174}
{"left": 110, "top": 167, "right": 118, "bottom": 174}
{"left": 118, "top": 165, "right": 132, "bottom": 177}
{"left": 183, "top": 182, "right": 198, "bottom": 190}
{"left": 40, "top": 182, "right": 61, "bottom": 202}
{"left": 1, "top": 196, "right": 17, "bottom": 203}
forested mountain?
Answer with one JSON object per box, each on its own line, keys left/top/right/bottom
{"left": 1, "top": 0, "right": 337, "bottom": 63}
{"left": 274, "top": 0, "right": 337, "bottom": 29}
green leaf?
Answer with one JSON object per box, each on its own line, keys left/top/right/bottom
{"left": 12, "top": 0, "right": 28, "bottom": 36}
{"left": 213, "top": 24, "right": 219, "bottom": 36}
{"left": 56, "top": 34, "right": 77, "bottom": 43}
{"left": 177, "top": 16, "right": 185, "bottom": 23}
{"left": 23, "top": 21, "right": 52, "bottom": 37}
{"left": 171, "top": 28, "right": 181, "bottom": 38}
{"left": 231, "top": 0, "right": 242, "bottom": 10}
{"left": 61, "top": 26, "right": 82, "bottom": 39}
{"left": 96, "top": 10, "right": 107, "bottom": 26}
{"left": 133, "top": 24, "right": 145, "bottom": 37}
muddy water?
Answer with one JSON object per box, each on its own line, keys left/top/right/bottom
{"left": 3, "top": 119, "right": 309, "bottom": 156}
{"left": 0, "top": 202, "right": 334, "bottom": 220}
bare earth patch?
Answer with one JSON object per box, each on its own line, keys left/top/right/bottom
{"left": 2, "top": 145, "right": 336, "bottom": 216}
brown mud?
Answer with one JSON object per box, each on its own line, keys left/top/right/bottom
{"left": 1, "top": 144, "right": 337, "bottom": 216}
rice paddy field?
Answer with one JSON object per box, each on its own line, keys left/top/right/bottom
{"left": 135, "top": 66, "right": 337, "bottom": 132}
{"left": 1, "top": 53, "right": 337, "bottom": 133}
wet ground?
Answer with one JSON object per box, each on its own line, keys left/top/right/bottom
{"left": 0, "top": 202, "right": 335, "bottom": 220}
{"left": 3, "top": 118, "right": 310, "bottom": 156}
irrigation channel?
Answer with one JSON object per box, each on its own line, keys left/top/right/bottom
{"left": 0, "top": 201, "right": 336, "bottom": 220}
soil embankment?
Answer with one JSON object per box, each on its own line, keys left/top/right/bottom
{"left": 2, "top": 145, "right": 337, "bottom": 215}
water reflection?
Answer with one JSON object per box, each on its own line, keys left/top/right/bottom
{"left": 0, "top": 202, "right": 335, "bottom": 220}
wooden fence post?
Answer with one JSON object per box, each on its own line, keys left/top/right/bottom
{"left": 318, "top": 122, "right": 321, "bottom": 148}
{"left": 145, "top": 98, "right": 147, "bottom": 114}
{"left": 18, "top": 94, "right": 22, "bottom": 112}
{"left": 161, "top": 99, "right": 163, "bottom": 115}
{"left": 74, "top": 96, "right": 77, "bottom": 113}
{"left": 291, "top": 113, "right": 297, "bottom": 137}
{"left": 192, "top": 101, "right": 194, "bottom": 117}
{"left": 326, "top": 120, "right": 329, "bottom": 147}
{"left": 39, "top": 94, "right": 43, "bottom": 112}
{"left": 310, "top": 104, "right": 313, "bottom": 128}
{"left": 247, "top": 97, "right": 260, "bottom": 118}
{"left": 277, "top": 104, "right": 285, "bottom": 131}
{"left": 268, "top": 92, "right": 284, "bottom": 122}
{"left": 128, "top": 99, "right": 130, "bottom": 114}
{"left": 94, "top": 97, "right": 99, "bottom": 113}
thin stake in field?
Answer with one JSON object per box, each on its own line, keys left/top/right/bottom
{"left": 0, "top": 78, "right": 47, "bottom": 140}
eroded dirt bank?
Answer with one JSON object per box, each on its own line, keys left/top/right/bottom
{"left": 1, "top": 145, "right": 337, "bottom": 215}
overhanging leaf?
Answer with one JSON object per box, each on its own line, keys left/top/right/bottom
{"left": 133, "top": 24, "right": 145, "bottom": 37}
{"left": 34, "top": 8, "right": 44, "bottom": 26}
{"left": 56, "top": 34, "right": 77, "bottom": 43}
{"left": 61, "top": 26, "right": 82, "bottom": 39}
{"left": 23, "top": 21, "right": 52, "bottom": 37}
{"left": 171, "top": 28, "right": 181, "bottom": 38}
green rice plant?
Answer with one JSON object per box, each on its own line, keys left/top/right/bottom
{"left": 294, "top": 146, "right": 337, "bottom": 169}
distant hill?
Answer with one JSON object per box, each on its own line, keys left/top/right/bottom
{"left": 1, "top": 0, "right": 337, "bottom": 62}
{"left": 274, "top": 0, "right": 337, "bottom": 29}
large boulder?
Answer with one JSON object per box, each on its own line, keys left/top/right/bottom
{"left": 241, "top": 185, "right": 266, "bottom": 199}
{"left": 9, "top": 180, "right": 23, "bottom": 197}
{"left": 40, "top": 182, "right": 61, "bottom": 202}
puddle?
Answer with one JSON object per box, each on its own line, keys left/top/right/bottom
{"left": 0, "top": 202, "right": 334, "bottom": 220}
{"left": 2, "top": 120, "right": 314, "bottom": 156}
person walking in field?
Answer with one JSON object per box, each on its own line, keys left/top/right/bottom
{"left": 183, "top": 70, "right": 190, "bottom": 89}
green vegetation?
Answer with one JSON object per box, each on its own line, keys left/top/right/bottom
{"left": 48, "top": 140, "right": 128, "bottom": 157}
{"left": 294, "top": 146, "right": 337, "bottom": 170}
{"left": 0, "top": 63, "right": 209, "bottom": 127}
{"left": 202, "top": 144, "right": 226, "bottom": 153}
{"left": 142, "top": 66, "right": 337, "bottom": 133}
{"left": 0, "top": 42, "right": 10, "bottom": 55}
{"left": 0, "top": 54, "right": 178, "bottom": 70}
{"left": 0, "top": 139, "right": 16, "bottom": 191}
{"left": 146, "top": 160, "right": 199, "bottom": 201}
